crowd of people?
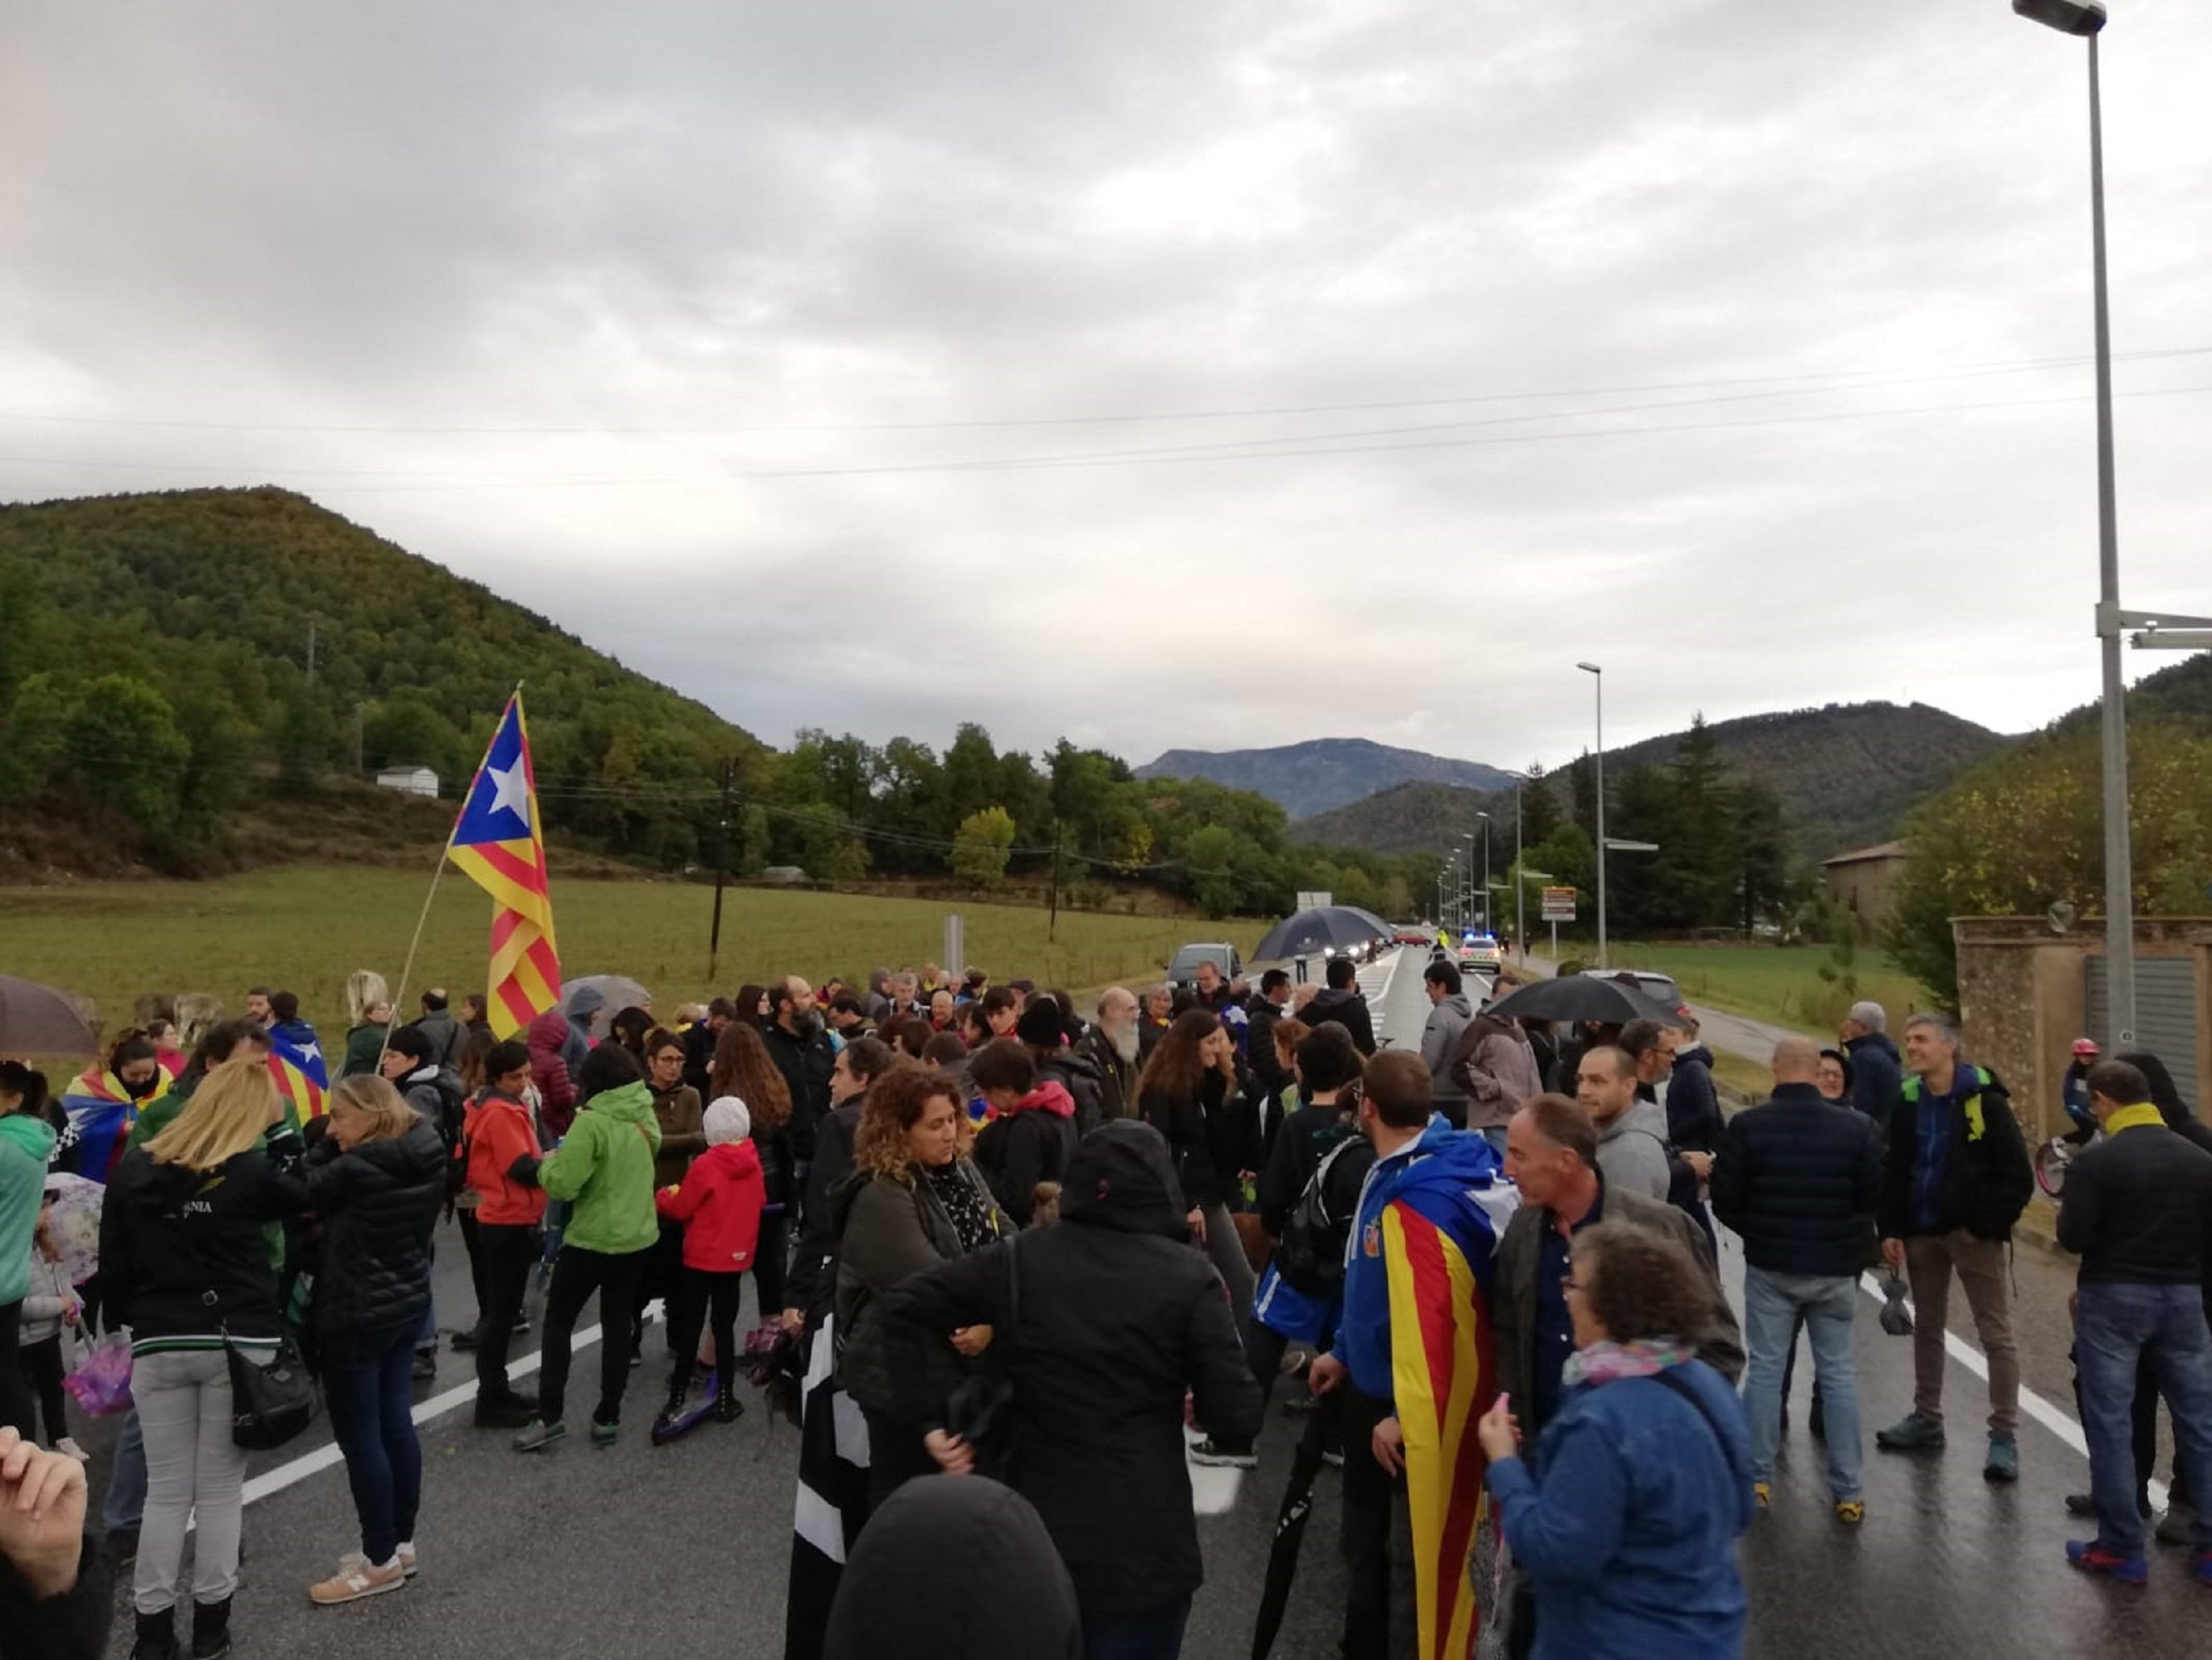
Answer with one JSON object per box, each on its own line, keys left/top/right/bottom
{"left": 3, "top": 950, "right": 2211, "bottom": 1659}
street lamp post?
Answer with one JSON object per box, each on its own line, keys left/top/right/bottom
{"left": 1577, "top": 662, "right": 1607, "bottom": 967}
{"left": 1476, "top": 812, "right": 1492, "bottom": 934}
{"left": 1513, "top": 776, "right": 1525, "bottom": 963}
{"left": 2014, "top": 0, "right": 2133, "bottom": 1045}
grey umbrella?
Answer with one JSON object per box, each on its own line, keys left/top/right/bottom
{"left": 0, "top": 973, "right": 100, "bottom": 1057}
{"left": 560, "top": 974, "right": 652, "bottom": 1038}
{"left": 1252, "top": 906, "right": 1391, "bottom": 962}
{"left": 1481, "top": 974, "right": 1689, "bottom": 1029}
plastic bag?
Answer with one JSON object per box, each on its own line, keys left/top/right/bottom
{"left": 1878, "top": 1271, "right": 1916, "bottom": 1337}
{"left": 61, "top": 1332, "right": 135, "bottom": 1417}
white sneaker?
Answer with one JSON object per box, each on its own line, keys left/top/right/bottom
{"left": 56, "top": 1438, "right": 90, "bottom": 1463}
{"left": 396, "top": 1540, "right": 417, "bottom": 1579}
{"left": 310, "top": 1552, "right": 408, "bottom": 1605}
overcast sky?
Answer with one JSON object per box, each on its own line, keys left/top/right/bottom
{"left": 7, "top": 1, "right": 2210, "bottom": 774}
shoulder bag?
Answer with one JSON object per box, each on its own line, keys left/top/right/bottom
{"left": 170, "top": 1177, "right": 320, "bottom": 1451}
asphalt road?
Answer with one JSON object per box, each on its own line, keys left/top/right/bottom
{"left": 80, "top": 949, "right": 2207, "bottom": 1656}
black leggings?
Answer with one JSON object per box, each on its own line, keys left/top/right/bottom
{"left": 0, "top": 1302, "right": 33, "bottom": 1437}
{"left": 749, "top": 1210, "right": 789, "bottom": 1324}
{"left": 474, "top": 1223, "right": 540, "bottom": 1404}
{"left": 537, "top": 1244, "right": 650, "bottom": 1428}
{"left": 665, "top": 1267, "right": 744, "bottom": 1397}
{"left": 17, "top": 1334, "right": 68, "bottom": 1445}
{"left": 632, "top": 1220, "right": 687, "bottom": 1355}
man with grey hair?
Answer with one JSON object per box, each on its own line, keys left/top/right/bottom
{"left": 1874, "top": 1013, "right": 2034, "bottom": 1481}
{"left": 1073, "top": 986, "right": 1140, "bottom": 1121}
{"left": 1840, "top": 998, "right": 1902, "bottom": 1122}
{"left": 1712, "top": 1035, "right": 1886, "bottom": 1521}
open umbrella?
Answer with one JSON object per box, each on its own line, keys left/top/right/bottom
{"left": 1252, "top": 1393, "right": 1338, "bottom": 1658}
{"left": 0, "top": 973, "right": 100, "bottom": 1057}
{"left": 1252, "top": 906, "right": 1390, "bottom": 963}
{"left": 1482, "top": 974, "right": 1688, "bottom": 1029}
{"left": 559, "top": 974, "right": 651, "bottom": 1038}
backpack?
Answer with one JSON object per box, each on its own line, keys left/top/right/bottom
{"left": 1275, "top": 1135, "right": 1365, "bottom": 1298}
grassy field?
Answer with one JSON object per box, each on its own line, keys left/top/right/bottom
{"left": 0, "top": 866, "right": 1265, "bottom": 1042}
{"left": 1594, "top": 941, "right": 1932, "bottom": 1038}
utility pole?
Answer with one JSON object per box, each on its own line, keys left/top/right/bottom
{"left": 707, "top": 758, "right": 734, "bottom": 982}
{"left": 306, "top": 619, "right": 317, "bottom": 685}
{"left": 354, "top": 701, "right": 365, "bottom": 775}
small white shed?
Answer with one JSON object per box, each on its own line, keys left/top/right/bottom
{"left": 375, "top": 766, "right": 440, "bottom": 799}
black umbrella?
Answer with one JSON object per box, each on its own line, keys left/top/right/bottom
{"left": 0, "top": 973, "right": 100, "bottom": 1057}
{"left": 1252, "top": 906, "right": 1389, "bottom": 962}
{"left": 1252, "top": 1394, "right": 1338, "bottom": 1659}
{"left": 1482, "top": 973, "right": 1688, "bottom": 1029}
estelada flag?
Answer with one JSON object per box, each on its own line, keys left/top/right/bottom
{"left": 266, "top": 1026, "right": 328, "bottom": 1125}
{"left": 450, "top": 692, "right": 561, "bottom": 1038}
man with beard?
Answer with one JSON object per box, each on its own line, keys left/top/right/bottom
{"left": 764, "top": 977, "right": 837, "bottom": 1169}
{"left": 1074, "top": 988, "right": 1142, "bottom": 1122}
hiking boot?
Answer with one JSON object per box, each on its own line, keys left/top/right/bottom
{"left": 189, "top": 1595, "right": 232, "bottom": 1659}
{"left": 713, "top": 1379, "right": 745, "bottom": 1424}
{"left": 590, "top": 1415, "right": 619, "bottom": 1447}
{"left": 2157, "top": 1504, "right": 2199, "bottom": 1546}
{"left": 1984, "top": 1435, "right": 2019, "bottom": 1483}
{"left": 473, "top": 1392, "right": 537, "bottom": 1429}
{"left": 512, "top": 1418, "right": 565, "bottom": 1453}
{"left": 1875, "top": 1412, "right": 1946, "bottom": 1452}
{"left": 2065, "top": 1538, "right": 2147, "bottom": 1586}
{"left": 129, "top": 1609, "right": 178, "bottom": 1660}
{"left": 310, "top": 1552, "right": 407, "bottom": 1605}
{"left": 1834, "top": 1499, "right": 1866, "bottom": 1526}
{"left": 1189, "top": 1438, "right": 1258, "bottom": 1469}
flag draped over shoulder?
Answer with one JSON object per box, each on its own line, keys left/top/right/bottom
{"left": 266, "top": 1028, "right": 328, "bottom": 1124}
{"left": 1383, "top": 1154, "right": 1521, "bottom": 1660}
{"left": 57, "top": 1065, "right": 173, "bottom": 1184}
{"left": 450, "top": 693, "right": 560, "bottom": 1038}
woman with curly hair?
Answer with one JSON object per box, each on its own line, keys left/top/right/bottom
{"left": 708, "top": 1021, "right": 794, "bottom": 1322}
{"left": 1477, "top": 1220, "right": 1753, "bottom": 1660}
{"left": 833, "top": 1067, "right": 1007, "bottom": 1504}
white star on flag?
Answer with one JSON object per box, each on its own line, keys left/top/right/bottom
{"left": 294, "top": 1042, "right": 321, "bottom": 1067}
{"left": 485, "top": 759, "right": 530, "bottom": 826}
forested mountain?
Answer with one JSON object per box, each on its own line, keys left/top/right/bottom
{"left": 0, "top": 488, "right": 1434, "bottom": 916}
{"left": 1137, "top": 738, "right": 1518, "bottom": 818}
{"left": 1294, "top": 701, "right": 2009, "bottom": 862}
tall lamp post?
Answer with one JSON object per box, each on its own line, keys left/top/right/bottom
{"left": 1511, "top": 774, "right": 1526, "bottom": 962}
{"left": 2013, "top": 0, "right": 2135, "bottom": 1045}
{"left": 1577, "top": 662, "right": 1607, "bottom": 967}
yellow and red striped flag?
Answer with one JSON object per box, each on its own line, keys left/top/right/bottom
{"left": 449, "top": 692, "right": 561, "bottom": 1038}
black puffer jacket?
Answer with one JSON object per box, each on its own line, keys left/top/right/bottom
{"left": 880, "top": 1123, "right": 1263, "bottom": 1617}
{"left": 1710, "top": 1084, "right": 1884, "bottom": 1277}
{"left": 1305, "top": 988, "right": 1376, "bottom": 1057}
{"left": 301, "top": 1117, "right": 448, "bottom": 1337}
{"left": 764, "top": 1022, "right": 837, "bottom": 1163}
{"left": 100, "top": 1133, "right": 305, "bottom": 1344}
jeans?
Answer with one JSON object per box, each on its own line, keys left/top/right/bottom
{"left": 324, "top": 1320, "right": 424, "bottom": 1565}
{"left": 1082, "top": 1596, "right": 1193, "bottom": 1660}
{"left": 2074, "top": 1281, "right": 2212, "bottom": 1555}
{"left": 538, "top": 1243, "right": 649, "bottom": 1427}
{"left": 1741, "top": 1267, "right": 1863, "bottom": 1498}
{"left": 104, "top": 1408, "right": 147, "bottom": 1532}
{"left": 1904, "top": 1229, "right": 2019, "bottom": 1435}
{"left": 133, "top": 1348, "right": 247, "bottom": 1615}
{"left": 474, "top": 1223, "right": 540, "bottom": 1404}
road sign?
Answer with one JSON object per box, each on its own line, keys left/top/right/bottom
{"left": 1541, "top": 886, "right": 1576, "bottom": 922}
{"left": 1296, "top": 891, "right": 1332, "bottom": 911}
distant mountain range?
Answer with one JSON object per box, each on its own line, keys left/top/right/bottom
{"left": 1136, "top": 738, "right": 1519, "bottom": 820}
{"left": 1279, "top": 701, "right": 2013, "bottom": 862}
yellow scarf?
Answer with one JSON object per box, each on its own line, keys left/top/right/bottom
{"left": 2102, "top": 1102, "right": 2166, "bottom": 1137}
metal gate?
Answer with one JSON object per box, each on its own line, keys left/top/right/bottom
{"left": 2084, "top": 957, "right": 2201, "bottom": 1111}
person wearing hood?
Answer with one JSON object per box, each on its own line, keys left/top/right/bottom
{"left": 57, "top": 1034, "right": 174, "bottom": 1185}
{"left": 1840, "top": 1000, "right": 1902, "bottom": 1123}
{"left": 560, "top": 986, "right": 603, "bottom": 1077}
{"left": 1457, "top": 1002, "right": 1543, "bottom": 1159}
{"left": 1418, "top": 960, "right": 1477, "bottom": 1129}
{"left": 1306, "top": 955, "right": 1377, "bottom": 1057}
{"left": 971, "top": 1041, "right": 1076, "bottom": 1228}
{"left": 1665, "top": 1016, "right": 1726, "bottom": 1156}
{"left": 524, "top": 1008, "right": 579, "bottom": 1139}
{"left": 822, "top": 1475, "right": 1081, "bottom": 1660}
{"left": 1306, "top": 1053, "right": 1519, "bottom": 1660}
{"left": 298, "top": 1076, "right": 450, "bottom": 1608}
{"left": 652, "top": 1096, "right": 765, "bottom": 1437}
{"left": 100, "top": 1061, "right": 305, "bottom": 1660}
{"left": 880, "top": 1120, "right": 1262, "bottom": 1658}
{"left": 463, "top": 1041, "right": 546, "bottom": 1430}
{"left": 1, "top": 1069, "right": 61, "bottom": 1441}
{"left": 1017, "top": 995, "right": 1103, "bottom": 1135}
{"left": 514, "top": 1044, "right": 662, "bottom": 1453}
{"left": 834, "top": 1067, "right": 1008, "bottom": 1506}
{"left": 1576, "top": 1045, "right": 1671, "bottom": 1203}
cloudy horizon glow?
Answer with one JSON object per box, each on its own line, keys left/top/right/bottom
{"left": 6, "top": 1, "right": 2210, "bottom": 775}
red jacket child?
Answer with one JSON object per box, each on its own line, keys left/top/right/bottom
{"left": 656, "top": 1103, "right": 765, "bottom": 1272}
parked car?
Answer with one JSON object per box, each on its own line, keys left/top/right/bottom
{"left": 1165, "top": 942, "right": 1243, "bottom": 989}
{"left": 1576, "top": 967, "right": 1691, "bottom": 1020}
